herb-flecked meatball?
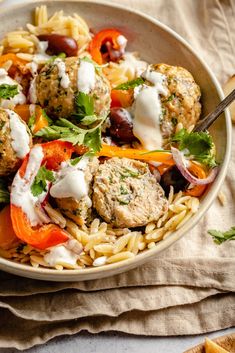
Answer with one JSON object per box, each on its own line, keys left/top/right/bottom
{"left": 0, "top": 108, "right": 32, "bottom": 176}
{"left": 36, "top": 57, "right": 111, "bottom": 119}
{"left": 93, "top": 157, "right": 168, "bottom": 228}
{"left": 55, "top": 157, "right": 99, "bottom": 226}
{"left": 153, "top": 63, "right": 201, "bottom": 138}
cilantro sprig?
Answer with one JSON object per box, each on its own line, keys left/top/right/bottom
{"left": 114, "top": 77, "right": 145, "bottom": 90}
{"left": 73, "top": 92, "right": 97, "bottom": 125}
{"left": 31, "top": 166, "right": 55, "bottom": 197}
{"left": 171, "top": 128, "right": 217, "bottom": 167}
{"left": 208, "top": 226, "right": 235, "bottom": 244}
{"left": 35, "top": 117, "right": 103, "bottom": 154}
{"left": 0, "top": 84, "right": 18, "bottom": 99}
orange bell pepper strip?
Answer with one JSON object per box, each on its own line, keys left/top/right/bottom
{"left": 14, "top": 104, "right": 49, "bottom": 133}
{"left": 10, "top": 141, "right": 75, "bottom": 250}
{"left": 0, "top": 53, "right": 29, "bottom": 76}
{"left": 98, "top": 144, "right": 174, "bottom": 165}
{"left": 0, "top": 205, "right": 19, "bottom": 250}
{"left": 14, "top": 104, "right": 31, "bottom": 122}
{"left": 111, "top": 89, "right": 133, "bottom": 108}
{"left": 89, "top": 28, "right": 123, "bottom": 65}
{"left": 185, "top": 163, "right": 207, "bottom": 197}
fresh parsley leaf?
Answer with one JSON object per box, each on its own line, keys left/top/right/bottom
{"left": 31, "top": 166, "right": 55, "bottom": 197}
{"left": 47, "top": 52, "right": 66, "bottom": 64}
{"left": 83, "top": 127, "right": 101, "bottom": 154}
{"left": 35, "top": 117, "right": 105, "bottom": 154}
{"left": 208, "top": 226, "right": 235, "bottom": 244}
{"left": 42, "top": 109, "right": 53, "bottom": 125}
{"left": 28, "top": 115, "right": 35, "bottom": 130}
{"left": 167, "top": 94, "right": 175, "bottom": 102}
{"left": 0, "top": 84, "right": 18, "bottom": 99}
{"left": 0, "top": 178, "right": 9, "bottom": 203}
{"left": 74, "top": 92, "right": 94, "bottom": 118}
{"left": 70, "top": 156, "right": 83, "bottom": 166}
{"left": 81, "top": 115, "right": 98, "bottom": 126}
{"left": 114, "top": 77, "right": 145, "bottom": 90}
{"left": 171, "top": 128, "right": 217, "bottom": 167}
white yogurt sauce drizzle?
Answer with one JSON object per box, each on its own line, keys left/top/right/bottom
{"left": 50, "top": 157, "right": 91, "bottom": 206}
{"left": 0, "top": 68, "right": 26, "bottom": 109}
{"left": 44, "top": 239, "right": 82, "bottom": 267}
{"left": 77, "top": 60, "right": 96, "bottom": 94}
{"left": 122, "top": 52, "right": 148, "bottom": 77}
{"left": 11, "top": 145, "right": 47, "bottom": 226}
{"left": 132, "top": 66, "right": 168, "bottom": 150}
{"left": 27, "top": 41, "right": 52, "bottom": 103}
{"left": 116, "top": 35, "right": 127, "bottom": 53}
{"left": 33, "top": 41, "right": 51, "bottom": 65}
{"left": 7, "top": 109, "right": 30, "bottom": 159}
{"left": 54, "top": 58, "right": 70, "bottom": 89}
{"left": 28, "top": 77, "right": 37, "bottom": 104}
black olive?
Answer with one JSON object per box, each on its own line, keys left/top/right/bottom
{"left": 109, "top": 108, "right": 136, "bottom": 143}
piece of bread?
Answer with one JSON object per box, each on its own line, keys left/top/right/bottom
{"left": 223, "top": 75, "right": 235, "bottom": 123}
{"left": 205, "top": 337, "right": 230, "bottom": 353}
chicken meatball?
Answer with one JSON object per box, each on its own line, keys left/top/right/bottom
{"left": 36, "top": 57, "right": 111, "bottom": 119}
{"left": 0, "top": 108, "right": 32, "bottom": 176}
{"left": 153, "top": 63, "right": 201, "bottom": 138}
{"left": 55, "top": 157, "right": 99, "bottom": 225}
{"left": 93, "top": 157, "right": 168, "bottom": 228}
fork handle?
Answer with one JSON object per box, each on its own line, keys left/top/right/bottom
{"left": 194, "top": 88, "right": 235, "bottom": 132}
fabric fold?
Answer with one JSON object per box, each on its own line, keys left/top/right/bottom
{"left": 0, "top": 293, "right": 234, "bottom": 350}
{"left": 0, "top": 286, "right": 224, "bottom": 322}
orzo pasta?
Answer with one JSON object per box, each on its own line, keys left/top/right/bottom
{"left": 0, "top": 5, "right": 218, "bottom": 271}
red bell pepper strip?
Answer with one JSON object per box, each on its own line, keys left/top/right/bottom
{"left": 10, "top": 141, "right": 75, "bottom": 250}
{"left": 89, "top": 28, "right": 124, "bottom": 65}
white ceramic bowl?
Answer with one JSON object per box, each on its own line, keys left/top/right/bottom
{"left": 0, "top": 0, "right": 231, "bottom": 281}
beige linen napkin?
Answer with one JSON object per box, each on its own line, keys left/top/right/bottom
{"left": 0, "top": 0, "right": 235, "bottom": 350}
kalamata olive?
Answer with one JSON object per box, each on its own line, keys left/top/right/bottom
{"left": 109, "top": 107, "right": 136, "bottom": 143}
{"left": 37, "top": 34, "right": 78, "bottom": 57}
{"left": 105, "top": 41, "right": 124, "bottom": 62}
{"left": 160, "top": 165, "right": 189, "bottom": 196}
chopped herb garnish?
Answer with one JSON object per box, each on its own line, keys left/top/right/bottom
{"left": 114, "top": 77, "right": 145, "bottom": 90}
{"left": 171, "top": 117, "right": 178, "bottom": 126}
{"left": 31, "top": 165, "right": 55, "bottom": 197}
{"left": 171, "top": 128, "right": 217, "bottom": 168}
{"left": 74, "top": 92, "right": 94, "bottom": 118}
{"left": 28, "top": 115, "right": 35, "bottom": 130}
{"left": 120, "top": 185, "right": 129, "bottom": 195}
{"left": 83, "top": 127, "right": 102, "bottom": 154}
{"left": 72, "top": 92, "right": 100, "bottom": 127}
{"left": 0, "top": 84, "right": 18, "bottom": 99}
{"left": 47, "top": 52, "right": 66, "bottom": 64}
{"left": 167, "top": 94, "right": 175, "bottom": 102}
{"left": 120, "top": 168, "right": 140, "bottom": 179}
{"left": 117, "top": 196, "right": 130, "bottom": 205}
{"left": 208, "top": 226, "right": 235, "bottom": 244}
{"left": 35, "top": 117, "right": 104, "bottom": 154}
{"left": 70, "top": 156, "right": 83, "bottom": 166}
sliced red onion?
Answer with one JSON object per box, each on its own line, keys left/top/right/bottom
{"left": 171, "top": 147, "right": 218, "bottom": 185}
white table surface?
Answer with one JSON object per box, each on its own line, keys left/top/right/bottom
{"left": 0, "top": 0, "right": 234, "bottom": 352}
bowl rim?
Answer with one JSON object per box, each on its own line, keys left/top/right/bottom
{"left": 0, "top": 0, "right": 232, "bottom": 281}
